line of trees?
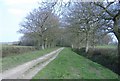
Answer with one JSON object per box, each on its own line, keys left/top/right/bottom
{"left": 18, "top": 1, "right": 120, "bottom": 55}
{"left": 19, "top": 2, "right": 61, "bottom": 49}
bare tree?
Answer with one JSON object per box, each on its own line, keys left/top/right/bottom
{"left": 19, "top": 2, "right": 60, "bottom": 49}
{"left": 94, "top": 1, "right": 120, "bottom": 60}
{"left": 63, "top": 2, "right": 102, "bottom": 52}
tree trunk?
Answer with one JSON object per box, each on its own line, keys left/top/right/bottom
{"left": 117, "top": 40, "right": 120, "bottom": 73}
{"left": 85, "top": 31, "right": 89, "bottom": 53}
{"left": 49, "top": 43, "right": 51, "bottom": 48}
{"left": 113, "top": 18, "right": 120, "bottom": 74}
{"left": 71, "top": 44, "right": 74, "bottom": 49}
{"left": 41, "top": 35, "right": 44, "bottom": 50}
{"left": 113, "top": 20, "right": 120, "bottom": 54}
{"left": 92, "top": 31, "right": 95, "bottom": 49}
{"left": 36, "top": 39, "right": 41, "bottom": 49}
{"left": 117, "top": 37, "right": 120, "bottom": 55}
{"left": 86, "top": 40, "right": 89, "bottom": 53}
{"left": 42, "top": 44, "right": 44, "bottom": 49}
{"left": 52, "top": 42, "right": 55, "bottom": 47}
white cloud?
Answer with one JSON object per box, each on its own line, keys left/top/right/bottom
{"left": 8, "top": 8, "right": 26, "bottom": 16}
{"left": 4, "top": 0, "right": 40, "bottom": 5}
{"left": 0, "top": 0, "right": 41, "bottom": 42}
{"left": 3, "top": 0, "right": 40, "bottom": 16}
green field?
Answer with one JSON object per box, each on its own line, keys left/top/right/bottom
{"left": 95, "top": 45, "right": 117, "bottom": 49}
{"left": 33, "top": 48, "right": 118, "bottom": 79}
{"left": 2, "top": 47, "right": 58, "bottom": 71}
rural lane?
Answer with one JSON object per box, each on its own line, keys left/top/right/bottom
{"left": 1, "top": 47, "right": 64, "bottom": 79}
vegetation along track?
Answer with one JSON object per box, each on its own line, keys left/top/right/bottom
{"left": 1, "top": 47, "right": 64, "bottom": 79}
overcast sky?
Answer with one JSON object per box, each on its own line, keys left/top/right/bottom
{"left": 0, "top": 0, "right": 40, "bottom": 42}
{"left": 0, "top": 0, "right": 118, "bottom": 42}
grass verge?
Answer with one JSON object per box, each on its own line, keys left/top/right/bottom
{"left": 33, "top": 48, "right": 119, "bottom": 79}
{"left": 95, "top": 45, "right": 117, "bottom": 49}
{"left": 2, "top": 47, "right": 58, "bottom": 71}
{"left": 72, "top": 45, "right": 119, "bottom": 75}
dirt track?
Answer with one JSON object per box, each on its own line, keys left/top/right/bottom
{"left": 1, "top": 47, "right": 64, "bottom": 79}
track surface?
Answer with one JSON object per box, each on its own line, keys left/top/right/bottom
{"left": 1, "top": 48, "right": 64, "bottom": 79}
